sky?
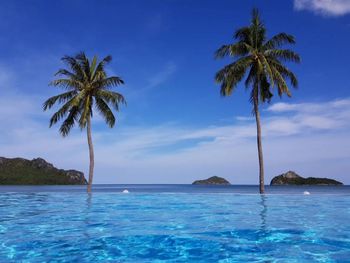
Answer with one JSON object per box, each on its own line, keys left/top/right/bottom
{"left": 0, "top": 0, "right": 349, "bottom": 184}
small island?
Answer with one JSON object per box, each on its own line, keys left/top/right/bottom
{"left": 270, "top": 171, "right": 343, "bottom": 186}
{"left": 0, "top": 157, "right": 87, "bottom": 185}
{"left": 192, "top": 176, "right": 231, "bottom": 185}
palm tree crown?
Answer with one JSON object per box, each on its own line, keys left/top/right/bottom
{"left": 215, "top": 8, "right": 300, "bottom": 103}
{"left": 43, "top": 52, "right": 126, "bottom": 136}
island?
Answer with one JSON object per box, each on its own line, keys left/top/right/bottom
{"left": 0, "top": 157, "right": 87, "bottom": 185}
{"left": 192, "top": 176, "right": 231, "bottom": 185}
{"left": 270, "top": 171, "right": 343, "bottom": 186}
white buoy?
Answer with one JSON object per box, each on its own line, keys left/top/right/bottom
{"left": 122, "top": 189, "right": 129, "bottom": 194}
{"left": 303, "top": 191, "right": 310, "bottom": 195}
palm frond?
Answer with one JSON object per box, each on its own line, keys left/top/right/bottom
{"left": 265, "top": 49, "right": 301, "bottom": 63}
{"left": 96, "top": 89, "right": 126, "bottom": 110}
{"left": 215, "top": 43, "right": 248, "bottom": 59}
{"left": 263, "top": 33, "right": 296, "bottom": 50}
{"left": 59, "top": 106, "right": 80, "bottom": 137}
{"left": 61, "top": 55, "right": 86, "bottom": 79}
{"left": 259, "top": 54, "right": 274, "bottom": 88}
{"left": 215, "top": 56, "right": 252, "bottom": 96}
{"left": 271, "top": 66, "right": 291, "bottom": 97}
{"left": 49, "top": 92, "right": 84, "bottom": 127}
{"left": 95, "top": 55, "right": 112, "bottom": 71}
{"left": 234, "top": 26, "right": 252, "bottom": 44}
{"left": 75, "top": 52, "right": 91, "bottom": 80}
{"left": 93, "top": 55, "right": 112, "bottom": 81}
{"left": 43, "top": 90, "right": 77, "bottom": 111}
{"left": 49, "top": 78, "right": 83, "bottom": 90}
{"left": 250, "top": 8, "right": 266, "bottom": 48}
{"left": 251, "top": 8, "right": 260, "bottom": 26}
{"left": 95, "top": 76, "right": 124, "bottom": 89}
{"left": 269, "top": 59, "right": 298, "bottom": 88}
{"left": 95, "top": 97, "right": 116, "bottom": 127}
{"left": 54, "top": 69, "right": 76, "bottom": 78}
{"left": 90, "top": 56, "right": 98, "bottom": 78}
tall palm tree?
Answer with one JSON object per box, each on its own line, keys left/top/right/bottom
{"left": 215, "top": 9, "right": 300, "bottom": 193}
{"left": 43, "top": 52, "right": 126, "bottom": 192}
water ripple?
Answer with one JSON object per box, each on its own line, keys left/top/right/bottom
{"left": 0, "top": 192, "right": 349, "bottom": 262}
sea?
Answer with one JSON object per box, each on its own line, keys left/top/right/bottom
{"left": 0, "top": 185, "right": 349, "bottom": 262}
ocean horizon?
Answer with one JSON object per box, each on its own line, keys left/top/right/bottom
{"left": 1, "top": 184, "right": 350, "bottom": 194}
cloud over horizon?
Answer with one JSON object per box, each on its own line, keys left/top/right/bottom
{"left": 294, "top": 0, "right": 350, "bottom": 16}
{"left": 0, "top": 89, "right": 349, "bottom": 184}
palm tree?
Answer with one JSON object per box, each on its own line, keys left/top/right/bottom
{"left": 215, "top": 9, "right": 300, "bottom": 193}
{"left": 43, "top": 52, "right": 126, "bottom": 192}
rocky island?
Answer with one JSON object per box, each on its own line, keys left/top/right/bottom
{"left": 0, "top": 157, "right": 87, "bottom": 185}
{"left": 192, "top": 176, "right": 231, "bottom": 185}
{"left": 270, "top": 171, "right": 343, "bottom": 186}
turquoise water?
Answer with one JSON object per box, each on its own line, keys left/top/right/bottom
{"left": 0, "top": 185, "right": 350, "bottom": 262}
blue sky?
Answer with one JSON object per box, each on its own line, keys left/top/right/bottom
{"left": 0, "top": 0, "right": 350, "bottom": 184}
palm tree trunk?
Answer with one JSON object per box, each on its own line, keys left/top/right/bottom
{"left": 253, "top": 94, "right": 265, "bottom": 194}
{"left": 86, "top": 116, "right": 94, "bottom": 193}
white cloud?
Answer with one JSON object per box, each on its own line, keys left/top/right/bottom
{"left": 236, "top": 116, "right": 254, "bottom": 121}
{"left": 267, "top": 102, "right": 298, "bottom": 112}
{"left": 1, "top": 93, "right": 349, "bottom": 185}
{"left": 0, "top": 67, "right": 13, "bottom": 89}
{"left": 124, "top": 61, "right": 177, "bottom": 102}
{"left": 294, "top": 0, "right": 350, "bottom": 16}
{"left": 147, "top": 61, "right": 176, "bottom": 89}
{"left": 266, "top": 99, "right": 350, "bottom": 133}
{"left": 267, "top": 99, "right": 350, "bottom": 113}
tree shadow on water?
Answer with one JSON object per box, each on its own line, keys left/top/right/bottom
{"left": 259, "top": 194, "right": 268, "bottom": 234}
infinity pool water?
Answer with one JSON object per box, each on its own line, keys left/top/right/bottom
{"left": 0, "top": 185, "right": 349, "bottom": 262}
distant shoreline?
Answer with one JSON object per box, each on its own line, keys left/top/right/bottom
{"left": 1, "top": 183, "right": 348, "bottom": 186}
